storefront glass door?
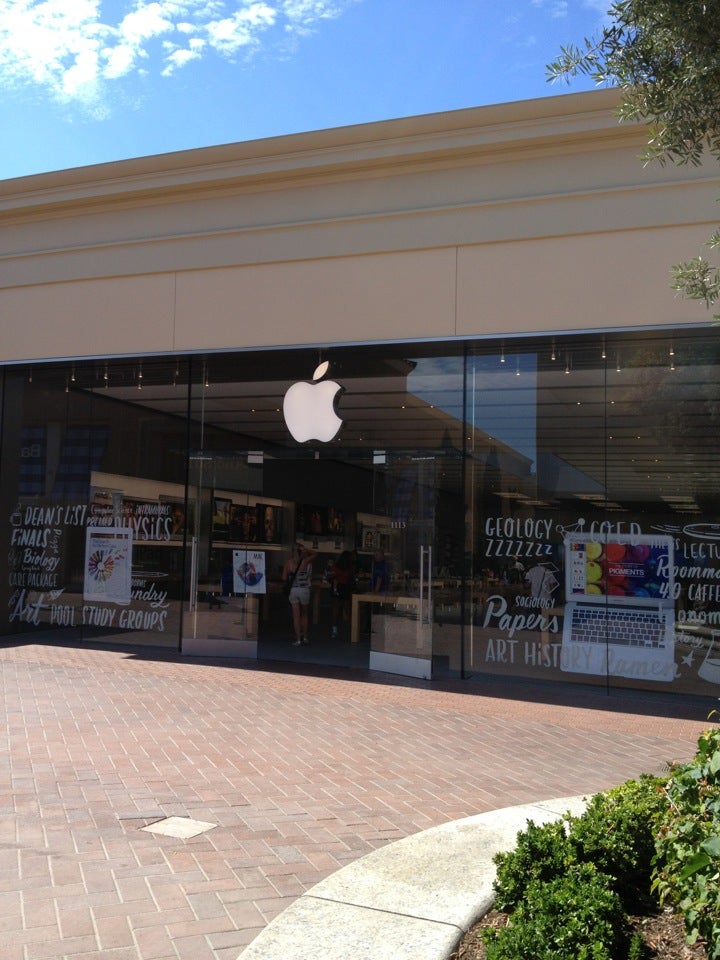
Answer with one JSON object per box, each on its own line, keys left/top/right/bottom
{"left": 360, "top": 449, "right": 437, "bottom": 679}
{"left": 180, "top": 445, "right": 461, "bottom": 679}
{"left": 182, "top": 452, "right": 268, "bottom": 657}
{"left": 175, "top": 342, "right": 467, "bottom": 676}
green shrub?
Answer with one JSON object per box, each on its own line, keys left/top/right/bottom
{"left": 569, "top": 774, "right": 667, "bottom": 910}
{"left": 653, "top": 726, "right": 720, "bottom": 959}
{"left": 492, "top": 818, "right": 574, "bottom": 912}
{"left": 626, "top": 929, "right": 647, "bottom": 960}
{"left": 492, "top": 776, "right": 667, "bottom": 915}
{"left": 486, "top": 727, "right": 720, "bottom": 959}
{"left": 482, "top": 863, "right": 626, "bottom": 960}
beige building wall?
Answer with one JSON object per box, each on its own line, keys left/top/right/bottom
{"left": 0, "top": 89, "right": 717, "bottom": 363}
{"left": 457, "top": 225, "right": 715, "bottom": 336}
{"left": 173, "top": 250, "right": 458, "bottom": 352}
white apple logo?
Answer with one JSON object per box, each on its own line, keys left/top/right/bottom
{"left": 283, "top": 361, "right": 344, "bottom": 443}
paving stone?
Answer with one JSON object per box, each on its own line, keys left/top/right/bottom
{"left": 141, "top": 816, "right": 217, "bottom": 839}
{"left": 0, "top": 642, "right": 711, "bottom": 960}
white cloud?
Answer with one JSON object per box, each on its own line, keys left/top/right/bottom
{"left": 0, "top": 1, "right": 112, "bottom": 110}
{"left": 530, "top": 0, "right": 569, "bottom": 18}
{"left": 118, "top": 3, "right": 175, "bottom": 45}
{"left": 103, "top": 41, "right": 138, "bottom": 80}
{"left": 161, "top": 43, "right": 202, "bottom": 76}
{"left": 282, "top": 0, "right": 344, "bottom": 26}
{"left": 0, "top": 0, "right": 360, "bottom": 110}
{"left": 205, "top": 4, "right": 276, "bottom": 55}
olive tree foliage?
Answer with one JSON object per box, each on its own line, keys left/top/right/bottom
{"left": 547, "top": 0, "right": 720, "bottom": 316}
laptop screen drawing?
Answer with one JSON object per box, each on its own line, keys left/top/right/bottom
{"left": 561, "top": 533, "right": 676, "bottom": 682}
{"left": 565, "top": 534, "right": 674, "bottom": 605}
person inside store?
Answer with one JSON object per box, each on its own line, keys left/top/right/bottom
{"left": 221, "top": 559, "right": 234, "bottom": 598}
{"left": 360, "top": 548, "right": 390, "bottom": 637}
{"left": 371, "top": 549, "right": 390, "bottom": 593}
{"left": 282, "top": 543, "right": 318, "bottom": 646}
{"left": 329, "top": 549, "right": 357, "bottom": 639}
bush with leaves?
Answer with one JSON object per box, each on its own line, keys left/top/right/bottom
{"left": 491, "top": 775, "right": 666, "bottom": 915}
{"left": 483, "top": 862, "right": 626, "bottom": 960}
{"left": 485, "top": 741, "right": 720, "bottom": 959}
{"left": 569, "top": 773, "right": 667, "bottom": 910}
{"left": 491, "top": 818, "right": 573, "bottom": 912}
{"left": 653, "top": 726, "right": 720, "bottom": 958}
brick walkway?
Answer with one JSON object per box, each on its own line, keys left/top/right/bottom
{"left": 0, "top": 641, "right": 714, "bottom": 960}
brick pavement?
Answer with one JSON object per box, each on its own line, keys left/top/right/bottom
{"left": 0, "top": 641, "right": 714, "bottom": 960}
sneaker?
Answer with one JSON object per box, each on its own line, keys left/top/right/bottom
{"left": 302, "top": 638, "right": 310, "bottom": 645}
{"left": 292, "top": 639, "right": 302, "bottom": 647}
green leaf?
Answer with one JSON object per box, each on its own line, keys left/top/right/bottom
{"left": 678, "top": 851, "right": 711, "bottom": 881}
{"left": 700, "top": 835, "right": 720, "bottom": 857}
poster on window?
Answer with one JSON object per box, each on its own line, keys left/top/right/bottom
{"left": 83, "top": 527, "right": 133, "bottom": 604}
{"left": 233, "top": 549, "right": 266, "bottom": 594}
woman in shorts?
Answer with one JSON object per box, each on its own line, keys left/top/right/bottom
{"left": 282, "top": 544, "right": 318, "bottom": 646}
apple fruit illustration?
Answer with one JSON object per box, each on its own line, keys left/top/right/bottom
{"left": 283, "top": 361, "right": 343, "bottom": 442}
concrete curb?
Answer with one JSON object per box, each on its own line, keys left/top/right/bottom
{"left": 236, "top": 795, "right": 589, "bottom": 960}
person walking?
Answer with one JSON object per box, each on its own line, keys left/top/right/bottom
{"left": 329, "top": 549, "right": 356, "bottom": 639}
{"left": 282, "top": 544, "right": 318, "bottom": 646}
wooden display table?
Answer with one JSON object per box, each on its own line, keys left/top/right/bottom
{"left": 350, "top": 593, "right": 422, "bottom": 644}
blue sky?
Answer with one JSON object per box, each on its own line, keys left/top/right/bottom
{"left": 0, "top": 1, "right": 610, "bottom": 181}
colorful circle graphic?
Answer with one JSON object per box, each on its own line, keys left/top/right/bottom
{"left": 88, "top": 550, "right": 114, "bottom": 582}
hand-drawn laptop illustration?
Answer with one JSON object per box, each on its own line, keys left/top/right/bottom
{"left": 560, "top": 533, "right": 676, "bottom": 682}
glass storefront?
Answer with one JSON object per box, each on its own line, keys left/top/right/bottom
{"left": 2, "top": 328, "right": 719, "bottom": 696}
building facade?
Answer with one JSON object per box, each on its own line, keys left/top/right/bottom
{"left": 2, "top": 89, "right": 720, "bottom": 695}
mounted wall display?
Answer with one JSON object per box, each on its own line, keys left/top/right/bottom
{"left": 326, "top": 506, "right": 345, "bottom": 536}
{"left": 257, "top": 503, "right": 282, "bottom": 543}
{"left": 212, "top": 497, "right": 231, "bottom": 538}
{"left": 296, "top": 503, "right": 326, "bottom": 537}
{"left": 229, "top": 504, "right": 257, "bottom": 542}
{"left": 225, "top": 502, "right": 283, "bottom": 543}
{"left": 295, "top": 503, "right": 345, "bottom": 538}
{"left": 160, "top": 497, "right": 194, "bottom": 539}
